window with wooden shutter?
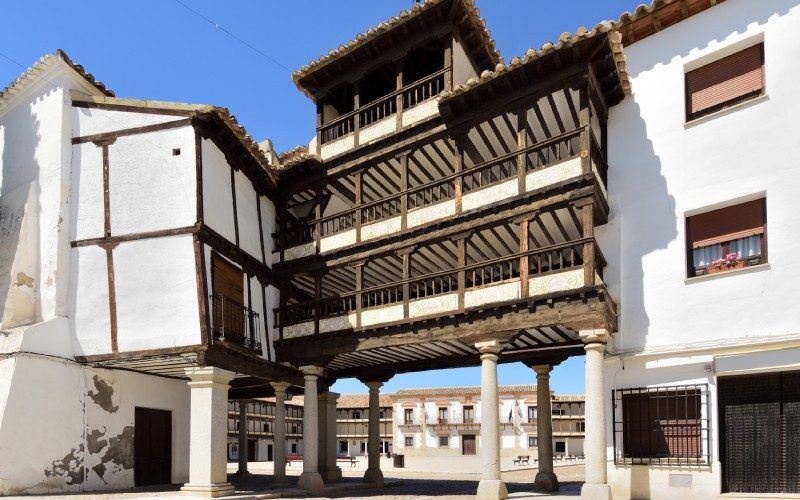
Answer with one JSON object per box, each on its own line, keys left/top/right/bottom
{"left": 686, "top": 43, "right": 764, "bottom": 120}
{"left": 686, "top": 198, "right": 767, "bottom": 277}
{"left": 211, "top": 253, "right": 245, "bottom": 342}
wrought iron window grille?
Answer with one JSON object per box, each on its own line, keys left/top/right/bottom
{"left": 612, "top": 384, "right": 710, "bottom": 466}
{"left": 210, "top": 294, "right": 263, "bottom": 353}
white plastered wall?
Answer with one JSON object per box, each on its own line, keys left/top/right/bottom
{"left": 601, "top": 0, "right": 800, "bottom": 355}
{"left": 0, "top": 354, "right": 190, "bottom": 495}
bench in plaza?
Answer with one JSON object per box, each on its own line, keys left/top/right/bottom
{"left": 513, "top": 455, "right": 530, "bottom": 465}
{"left": 337, "top": 456, "right": 358, "bottom": 467}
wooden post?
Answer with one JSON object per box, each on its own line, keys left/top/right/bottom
{"left": 279, "top": 281, "right": 287, "bottom": 340}
{"left": 451, "top": 232, "right": 470, "bottom": 311}
{"left": 316, "top": 103, "right": 323, "bottom": 155}
{"left": 516, "top": 108, "right": 528, "bottom": 194}
{"left": 579, "top": 79, "right": 591, "bottom": 175}
{"left": 354, "top": 81, "right": 361, "bottom": 147}
{"left": 278, "top": 199, "right": 288, "bottom": 263}
{"left": 399, "top": 152, "right": 409, "bottom": 231}
{"left": 580, "top": 201, "right": 595, "bottom": 287}
{"left": 396, "top": 60, "right": 404, "bottom": 128}
{"left": 454, "top": 137, "right": 463, "bottom": 214}
{"left": 354, "top": 170, "right": 363, "bottom": 243}
{"left": 396, "top": 247, "right": 415, "bottom": 319}
{"left": 444, "top": 37, "right": 453, "bottom": 92}
{"left": 352, "top": 260, "right": 367, "bottom": 328}
{"left": 314, "top": 272, "right": 323, "bottom": 335}
{"left": 519, "top": 218, "right": 530, "bottom": 298}
{"left": 314, "top": 189, "right": 323, "bottom": 254}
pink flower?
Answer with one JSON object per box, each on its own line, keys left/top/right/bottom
{"left": 725, "top": 252, "right": 740, "bottom": 263}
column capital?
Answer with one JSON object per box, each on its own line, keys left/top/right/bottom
{"left": 532, "top": 364, "right": 552, "bottom": 376}
{"left": 579, "top": 328, "right": 609, "bottom": 346}
{"left": 270, "top": 380, "right": 292, "bottom": 394}
{"left": 475, "top": 339, "right": 504, "bottom": 355}
{"left": 300, "top": 365, "right": 324, "bottom": 378}
{"left": 184, "top": 366, "right": 236, "bottom": 387}
{"left": 365, "top": 381, "right": 384, "bottom": 392}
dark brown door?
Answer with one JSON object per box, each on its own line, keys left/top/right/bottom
{"left": 248, "top": 440, "right": 257, "bottom": 462}
{"left": 719, "top": 372, "right": 800, "bottom": 493}
{"left": 462, "top": 435, "right": 476, "bottom": 455}
{"left": 134, "top": 407, "right": 172, "bottom": 486}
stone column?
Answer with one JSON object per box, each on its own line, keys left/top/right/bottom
{"left": 269, "top": 381, "right": 291, "bottom": 488}
{"left": 181, "top": 367, "right": 236, "bottom": 497}
{"left": 318, "top": 391, "right": 342, "bottom": 480}
{"left": 476, "top": 340, "right": 508, "bottom": 500}
{"left": 580, "top": 329, "right": 612, "bottom": 500}
{"left": 235, "top": 399, "right": 251, "bottom": 477}
{"left": 533, "top": 365, "right": 558, "bottom": 491}
{"left": 297, "top": 366, "right": 324, "bottom": 493}
{"left": 363, "top": 381, "right": 385, "bottom": 487}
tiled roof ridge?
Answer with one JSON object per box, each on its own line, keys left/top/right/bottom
{"left": 1, "top": 50, "right": 112, "bottom": 110}
{"left": 394, "top": 384, "right": 539, "bottom": 394}
{"left": 275, "top": 144, "right": 321, "bottom": 173}
{"left": 439, "top": 22, "right": 630, "bottom": 103}
{"left": 291, "top": 0, "right": 502, "bottom": 98}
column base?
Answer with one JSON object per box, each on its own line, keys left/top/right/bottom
{"left": 297, "top": 471, "right": 324, "bottom": 494}
{"left": 581, "top": 483, "right": 612, "bottom": 500}
{"left": 476, "top": 479, "right": 508, "bottom": 500}
{"left": 363, "top": 467, "right": 384, "bottom": 488}
{"left": 233, "top": 470, "right": 251, "bottom": 478}
{"left": 180, "top": 483, "right": 235, "bottom": 497}
{"left": 320, "top": 465, "right": 342, "bottom": 481}
{"left": 534, "top": 471, "right": 559, "bottom": 492}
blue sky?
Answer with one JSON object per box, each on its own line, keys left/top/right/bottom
{"left": 0, "top": 0, "right": 641, "bottom": 394}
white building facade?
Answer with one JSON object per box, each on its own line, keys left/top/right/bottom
{"left": 392, "top": 386, "right": 585, "bottom": 460}
{"left": 601, "top": 0, "right": 800, "bottom": 497}
{"left": 0, "top": 52, "right": 294, "bottom": 495}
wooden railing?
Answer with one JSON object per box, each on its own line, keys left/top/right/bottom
{"left": 318, "top": 69, "right": 449, "bottom": 145}
{"left": 275, "top": 238, "right": 605, "bottom": 330}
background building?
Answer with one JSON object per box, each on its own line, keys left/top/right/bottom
{"left": 392, "top": 386, "right": 585, "bottom": 459}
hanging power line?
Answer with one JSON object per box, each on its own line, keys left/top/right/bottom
{"left": 172, "top": 0, "right": 293, "bottom": 72}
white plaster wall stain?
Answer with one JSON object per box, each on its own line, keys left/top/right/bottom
{"left": 88, "top": 375, "right": 118, "bottom": 413}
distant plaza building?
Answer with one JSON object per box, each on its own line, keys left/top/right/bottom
{"left": 392, "top": 386, "right": 585, "bottom": 459}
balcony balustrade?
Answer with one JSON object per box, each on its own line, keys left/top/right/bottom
{"left": 318, "top": 69, "right": 447, "bottom": 158}
{"left": 210, "top": 294, "right": 262, "bottom": 353}
{"left": 275, "top": 126, "right": 607, "bottom": 263}
{"left": 276, "top": 238, "right": 607, "bottom": 339}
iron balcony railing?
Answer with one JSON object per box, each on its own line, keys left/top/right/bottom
{"left": 210, "top": 294, "right": 262, "bottom": 353}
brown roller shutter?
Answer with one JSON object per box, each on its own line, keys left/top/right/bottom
{"left": 687, "top": 199, "right": 765, "bottom": 248}
{"left": 686, "top": 44, "right": 764, "bottom": 118}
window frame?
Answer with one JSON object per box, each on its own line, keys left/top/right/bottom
{"left": 528, "top": 436, "right": 538, "bottom": 448}
{"left": 405, "top": 436, "right": 414, "bottom": 447}
{"left": 438, "top": 435, "right": 449, "bottom": 448}
{"left": 684, "top": 42, "right": 765, "bottom": 122}
{"left": 685, "top": 198, "right": 768, "bottom": 278}
{"left": 612, "top": 384, "right": 710, "bottom": 466}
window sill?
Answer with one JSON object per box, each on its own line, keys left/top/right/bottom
{"left": 685, "top": 263, "right": 770, "bottom": 284}
{"left": 684, "top": 94, "right": 769, "bottom": 128}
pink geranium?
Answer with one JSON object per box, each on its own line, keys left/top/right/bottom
{"left": 725, "top": 252, "right": 740, "bottom": 263}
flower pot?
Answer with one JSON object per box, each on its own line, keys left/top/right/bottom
{"left": 707, "top": 260, "right": 745, "bottom": 274}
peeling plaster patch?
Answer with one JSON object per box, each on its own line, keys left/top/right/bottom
{"left": 88, "top": 375, "right": 118, "bottom": 413}
{"left": 87, "top": 427, "right": 107, "bottom": 454}
{"left": 92, "top": 464, "right": 107, "bottom": 484}
{"left": 14, "top": 272, "right": 33, "bottom": 288}
{"left": 99, "top": 426, "right": 134, "bottom": 473}
{"left": 44, "top": 444, "right": 84, "bottom": 486}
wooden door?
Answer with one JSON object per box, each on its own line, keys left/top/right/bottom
{"left": 134, "top": 407, "right": 172, "bottom": 486}
{"left": 247, "top": 440, "right": 257, "bottom": 462}
{"left": 462, "top": 434, "right": 476, "bottom": 455}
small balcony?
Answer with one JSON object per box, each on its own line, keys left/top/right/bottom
{"left": 318, "top": 69, "right": 448, "bottom": 160}
{"left": 210, "top": 294, "right": 262, "bottom": 353}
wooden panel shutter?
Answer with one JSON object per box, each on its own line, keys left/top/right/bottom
{"left": 688, "top": 199, "right": 765, "bottom": 248}
{"left": 687, "top": 44, "right": 763, "bottom": 117}
{"left": 212, "top": 254, "right": 244, "bottom": 305}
